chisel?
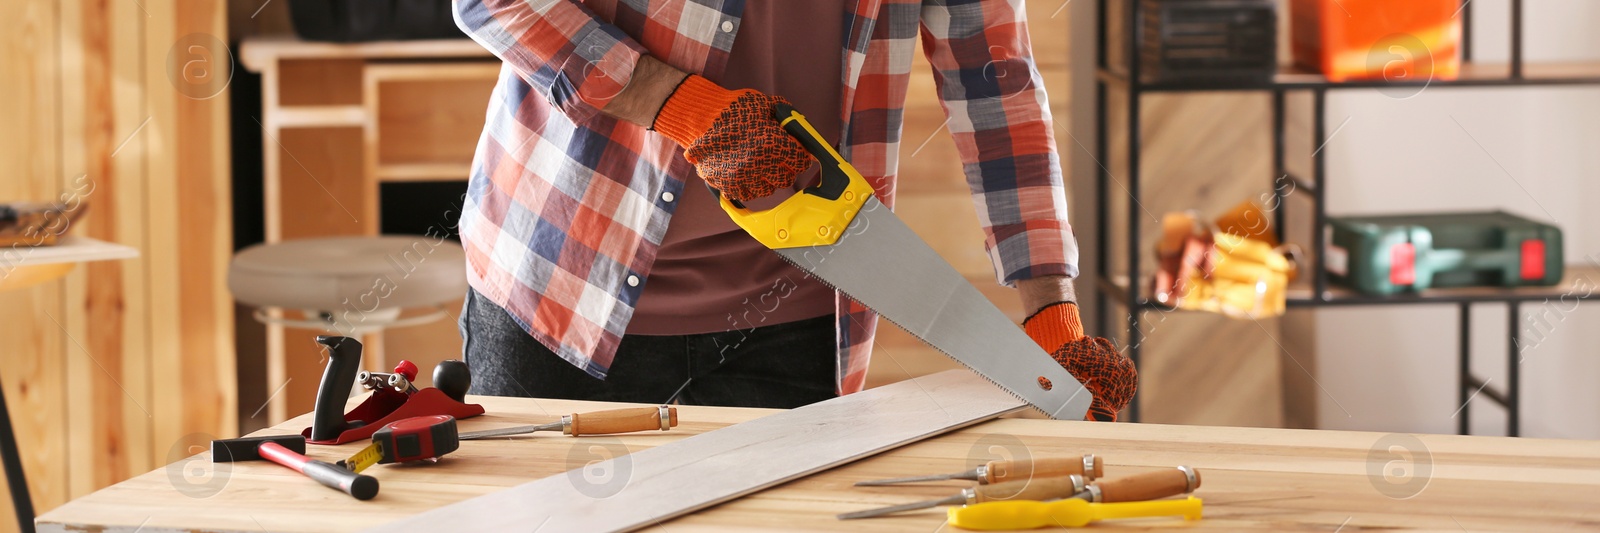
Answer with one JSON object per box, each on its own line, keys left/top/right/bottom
{"left": 839, "top": 475, "right": 1087, "bottom": 519}
{"left": 1073, "top": 466, "right": 1200, "bottom": 503}
{"left": 840, "top": 467, "right": 1201, "bottom": 519}
{"left": 458, "top": 406, "right": 678, "bottom": 440}
{"left": 855, "top": 455, "right": 1103, "bottom": 486}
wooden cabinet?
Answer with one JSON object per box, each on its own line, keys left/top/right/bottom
{"left": 238, "top": 37, "right": 499, "bottom": 423}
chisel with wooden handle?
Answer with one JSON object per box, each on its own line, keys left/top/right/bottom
{"left": 458, "top": 406, "right": 677, "bottom": 440}
{"left": 840, "top": 467, "right": 1202, "bottom": 520}
{"left": 839, "top": 475, "right": 1089, "bottom": 519}
{"left": 855, "top": 455, "right": 1103, "bottom": 486}
{"left": 1073, "top": 466, "right": 1201, "bottom": 503}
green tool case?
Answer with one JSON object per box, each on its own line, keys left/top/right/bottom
{"left": 1326, "top": 211, "right": 1563, "bottom": 295}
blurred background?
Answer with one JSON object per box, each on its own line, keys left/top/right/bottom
{"left": 0, "top": 0, "right": 1596, "bottom": 530}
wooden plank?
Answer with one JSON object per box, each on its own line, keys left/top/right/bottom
{"left": 277, "top": 59, "right": 365, "bottom": 106}
{"left": 143, "top": 0, "right": 186, "bottom": 505}
{"left": 33, "top": 391, "right": 1600, "bottom": 532}
{"left": 238, "top": 36, "right": 492, "bottom": 72}
{"left": 0, "top": 0, "right": 67, "bottom": 523}
{"left": 363, "top": 61, "right": 501, "bottom": 83}
{"left": 376, "top": 370, "right": 1025, "bottom": 533}
{"left": 0, "top": 0, "right": 236, "bottom": 525}
{"left": 171, "top": 0, "right": 237, "bottom": 448}
{"left": 276, "top": 106, "right": 368, "bottom": 128}
{"left": 374, "top": 162, "right": 472, "bottom": 183}
{"left": 372, "top": 76, "right": 495, "bottom": 167}
{"left": 59, "top": 0, "right": 148, "bottom": 503}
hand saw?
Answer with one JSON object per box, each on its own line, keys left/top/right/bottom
{"left": 710, "top": 103, "right": 1093, "bottom": 420}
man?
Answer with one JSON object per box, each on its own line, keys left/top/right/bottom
{"left": 452, "top": 0, "right": 1136, "bottom": 420}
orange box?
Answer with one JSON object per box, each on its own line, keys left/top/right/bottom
{"left": 1290, "top": 0, "right": 1461, "bottom": 82}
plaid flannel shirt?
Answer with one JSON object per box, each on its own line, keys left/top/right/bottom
{"left": 453, "top": 0, "right": 1077, "bottom": 395}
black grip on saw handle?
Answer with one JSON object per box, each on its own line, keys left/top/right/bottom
{"left": 706, "top": 102, "right": 852, "bottom": 209}
{"left": 773, "top": 102, "right": 851, "bottom": 202}
{"left": 310, "top": 336, "right": 363, "bottom": 441}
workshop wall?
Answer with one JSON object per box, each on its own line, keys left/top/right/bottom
{"left": 1311, "top": 0, "right": 1600, "bottom": 439}
{"left": 0, "top": 0, "right": 236, "bottom": 528}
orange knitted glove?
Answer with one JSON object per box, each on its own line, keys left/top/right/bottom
{"left": 1023, "top": 302, "right": 1138, "bottom": 422}
{"left": 651, "top": 75, "right": 811, "bottom": 202}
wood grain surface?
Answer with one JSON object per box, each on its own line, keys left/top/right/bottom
{"left": 38, "top": 380, "right": 1600, "bottom": 532}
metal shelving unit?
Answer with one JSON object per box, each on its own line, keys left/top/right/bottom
{"left": 1092, "top": 0, "right": 1600, "bottom": 435}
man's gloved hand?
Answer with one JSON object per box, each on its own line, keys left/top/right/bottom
{"left": 651, "top": 75, "right": 811, "bottom": 201}
{"left": 1023, "top": 302, "right": 1138, "bottom": 422}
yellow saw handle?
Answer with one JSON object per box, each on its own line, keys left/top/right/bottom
{"left": 713, "top": 103, "right": 876, "bottom": 250}
{"left": 946, "top": 496, "right": 1203, "bottom": 530}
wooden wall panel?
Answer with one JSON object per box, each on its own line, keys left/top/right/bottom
{"left": 0, "top": 0, "right": 235, "bottom": 529}
{"left": 161, "top": 0, "right": 237, "bottom": 469}
{"left": 0, "top": 0, "right": 70, "bottom": 524}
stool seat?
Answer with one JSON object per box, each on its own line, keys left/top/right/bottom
{"left": 229, "top": 236, "right": 466, "bottom": 312}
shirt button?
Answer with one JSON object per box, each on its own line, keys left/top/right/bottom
{"left": 720, "top": 20, "right": 734, "bottom": 33}
{"left": 627, "top": 275, "right": 640, "bottom": 287}
{"left": 662, "top": 191, "right": 676, "bottom": 202}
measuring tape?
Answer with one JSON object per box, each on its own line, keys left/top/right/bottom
{"left": 340, "top": 415, "right": 460, "bottom": 473}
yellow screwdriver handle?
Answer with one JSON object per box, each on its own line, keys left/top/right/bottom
{"left": 947, "top": 497, "right": 1203, "bottom": 530}
{"left": 1088, "top": 496, "right": 1203, "bottom": 522}
{"left": 946, "top": 500, "right": 1058, "bottom": 530}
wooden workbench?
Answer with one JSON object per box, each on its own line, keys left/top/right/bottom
{"left": 37, "top": 395, "right": 1600, "bottom": 532}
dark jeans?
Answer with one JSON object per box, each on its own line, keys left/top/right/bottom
{"left": 459, "top": 288, "right": 838, "bottom": 409}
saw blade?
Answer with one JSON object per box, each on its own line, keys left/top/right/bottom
{"left": 774, "top": 196, "right": 1092, "bottom": 420}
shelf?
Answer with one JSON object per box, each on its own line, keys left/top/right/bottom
{"left": 274, "top": 105, "right": 368, "bottom": 128}
{"left": 1100, "top": 264, "right": 1600, "bottom": 311}
{"left": 240, "top": 35, "right": 492, "bottom": 73}
{"left": 1098, "top": 61, "right": 1600, "bottom": 93}
{"left": 376, "top": 162, "right": 472, "bottom": 182}
{"left": 0, "top": 236, "right": 139, "bottom": 292}
{"left": 2, "top": 236, "right": 138, "bottom": 266}
{"left": 1288, "top": 264, "right": 1600, "bottom": 306}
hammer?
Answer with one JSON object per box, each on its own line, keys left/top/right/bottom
{"left": 212, "top": 434, "right": 379, "bottom": 500}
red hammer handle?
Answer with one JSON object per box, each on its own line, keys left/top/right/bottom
{"left": 258, "top": 441, "right": 379, "bottom": 500}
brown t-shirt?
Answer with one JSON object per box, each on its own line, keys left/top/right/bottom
{"left": 627, "top": 2, "right": 846, "bottom": 335}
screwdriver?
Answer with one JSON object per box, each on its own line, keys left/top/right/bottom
{"left": 458, "top": 406, "right": 678, "bottom": 440}
{"left": 855, "top": 455, "right": 1103, "bottom": 486}
{"left": 948, "top": 496, "right": 1203, "bottom": 530}
{"left": 840, "top": 467, "right": 1201, "bottom": 520}
{"left": 338, "top": 414, "right": 460, "bottom": 473}
{"left": 839, "top": 475, "right": 1087, "bottom": 520}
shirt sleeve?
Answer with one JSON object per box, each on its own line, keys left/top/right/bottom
{"left": 918, "top": 0, "right": 1080, "bottom": 285}
{"left": 454, "top": 0, "right": 648, "bottom": 122}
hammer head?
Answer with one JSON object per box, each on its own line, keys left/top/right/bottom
{"left": 211, "top": 434, "right": 306, "bottom": 463}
